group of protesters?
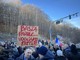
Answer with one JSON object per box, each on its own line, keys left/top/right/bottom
{"left": 0, "top": 40, "right": 80, "bottom": 60}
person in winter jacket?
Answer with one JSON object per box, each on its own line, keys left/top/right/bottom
{"left": 67, "top": 44, "right": 80, "bottom": 60}
{"left": 37, "top": 46, "right": 54, "bottom": 60}
{"left": 16, "top": 48, "right": 35, "bottom": 60}
{"left": 54, "top": 50, "right": 67, "bottom": 60}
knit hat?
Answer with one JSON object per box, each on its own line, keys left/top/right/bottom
{"left": 37, "top": 46, "right": 48, "bottom": 55}
{"left": 57, "top": 50, "right": 63, "bottom": 56}
{"left": 71, "top": 44, "right": 78, "bottom": 54}
{"left": 32, "top": 51, "right": 39, "bottom": 58}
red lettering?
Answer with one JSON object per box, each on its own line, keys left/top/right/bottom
{"left": 26, "top": 26, "right": 37, "bottom": 31}
{"left": 20, "top": 26, "right": 38, "bottom": 31}
{"left": 18, "top": 37, "right": 25, "bottom": 41}
{"left": 33, "top": 38, "right": 38, "bottom": 45}
{"left": 19, "top": 32, "right": 37, "bottom": 36}
{"left": 34, "top": 26, "right": 37, "bottom": 32}
{"left": 21, "top": 40, "right": 28, "bottom": 46}
{"left": 18, "top": 37, "right": 38, "bottom": 46}
{"left": 21, "top": 25, "right": 26, "bottom": 31}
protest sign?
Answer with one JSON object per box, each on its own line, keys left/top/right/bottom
{"left": 17, "top": 25, "right": 38, "bottom": 46}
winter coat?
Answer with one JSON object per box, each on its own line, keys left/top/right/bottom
{"left": 40, "top": 50, "right": 54, "bottom": 60}
{"left": 54, "top": 56, "right": 66, "bottom": 60}
{"left": 67, "top": 45, "right": 80, "bottom": 60}
{"left": 7, "top": 57, "right": 14, "bottom": 60}
{"left": 16, "top": 53, "right": 35, "bottom": 60}
{"left": 63, "top": 47, "right": 71, "bottom": 57}
{"left": 67, "top": 52, "right": 80, "bottom": 60}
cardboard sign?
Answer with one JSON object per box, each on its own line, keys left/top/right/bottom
{"left": 17, "top": 25, "right": 38, "bottom": 46}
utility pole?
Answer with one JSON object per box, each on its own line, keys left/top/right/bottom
{"left": 49, "top": 21, "right": 52, "bottom": 44}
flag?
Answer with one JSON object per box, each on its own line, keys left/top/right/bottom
{"left": 55, "top": 37, "right": 60, "bottom": 46}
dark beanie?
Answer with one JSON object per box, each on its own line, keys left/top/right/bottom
{"left": 37, "top": 46, "right": 48, "bottom": 55}
{"left": 71, "top": 44, "right": 78, "bottom": 54}
{"left": 32, "top": 51, "right": 39, "bottom": 58}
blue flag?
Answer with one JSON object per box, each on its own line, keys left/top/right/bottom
{"left": 55, "top": 37, "right": 60, "bottom": 46}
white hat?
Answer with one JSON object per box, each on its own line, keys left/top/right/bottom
{"left": 38, "top": 42, "right": 42, "bottom": 47}
{"left": 57, "top": 50, "right": 63, "bottom": 56}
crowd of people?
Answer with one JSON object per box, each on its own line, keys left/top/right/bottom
{"left": 0, "top": 40, "right": 80, "bottom": 60}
